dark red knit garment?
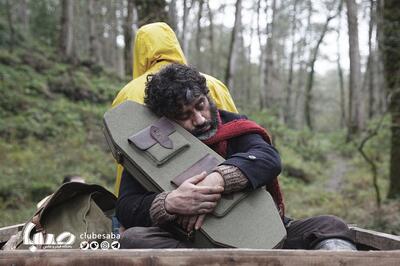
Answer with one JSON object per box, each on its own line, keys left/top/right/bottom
{"left": 203, "top": 112, "right": 285, "bottom": 218}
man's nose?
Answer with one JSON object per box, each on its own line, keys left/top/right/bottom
{"left": 192, "top": 111, "right": 206, "bottom": 126}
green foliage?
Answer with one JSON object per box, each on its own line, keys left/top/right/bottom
{"left": 246, "top": 108, "right": 399, "bottom": 235}
{"left": 0, "top": 49, "right": 20, "bottom": 65}
{"left": 249, "top": 110, "right": 332, "bottom": 162}
{"left": 19, "top": 50, "right": 53, "bottom": 73}
{"left": 0, "top": 40, "right": 125, "bottom": 226}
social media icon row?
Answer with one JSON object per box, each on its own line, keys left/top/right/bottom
{"left": 80, "top": 241, "right": 120, "bottom": 250}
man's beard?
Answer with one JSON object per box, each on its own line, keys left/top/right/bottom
{"left": 192, "top": 99, "right": 219, "bottom": 141}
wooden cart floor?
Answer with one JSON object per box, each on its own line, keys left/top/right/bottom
{"left": 1, "top": 223, "right": 399, "bottom": 265}
{"left": 1, "top": 249, "right": 400, "bottom": 265}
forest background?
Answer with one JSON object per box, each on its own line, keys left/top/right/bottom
{"left": 0, "top": 0, "right": 399, "bottom": 235}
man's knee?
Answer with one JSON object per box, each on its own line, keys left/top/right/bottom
{"left": 119, "top": 226, "right": 187, "bottom": 249}
{"left": 314, "top": 215, "right": 349, "bottom": 231}
{"left": 120, "top": 227, "right": 151, "bottom": 249}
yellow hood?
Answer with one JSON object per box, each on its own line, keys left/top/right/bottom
{"left": 133, "top": 22, "right": 187, "bottom": 78}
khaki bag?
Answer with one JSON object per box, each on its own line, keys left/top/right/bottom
{"left": 103, "top": 101, "right": 286, "bottom": 248}
{"left": 16, "top": 182, "right": 116, "bottom": 250}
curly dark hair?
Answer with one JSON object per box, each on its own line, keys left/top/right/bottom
{"left": 144, "top": 63, "right": 209, "bottom": 118}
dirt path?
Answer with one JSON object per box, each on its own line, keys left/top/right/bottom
{"left": 326, "top": 153, "right": 351, "bottom": 192}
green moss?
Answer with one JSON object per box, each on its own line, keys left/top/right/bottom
{"left": 0, "top": 50, "right": 21, "bottom": 65}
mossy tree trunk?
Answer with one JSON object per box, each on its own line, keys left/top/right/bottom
{"left": 124, "top": 0, "right": 136, "bottom": 77}
{"left": 206, "top": 1, "right": 215, "bottom": 75}
{"left": 225, "top": 0, "right": 242, "bottom": 96}
{"left": 345, "top": 0, "right": 363, "bottom": 140}
{"left": 284, "top": 0, "right": 299, "bottom": 127}
{"left": 60, "top": 0, "right": 74, "bottom": 59}
{"left": 87, "top": 0, "right": 102, "bottom": 65}
{"left": 262, "top": 0, "right": 277, "bottom": 110}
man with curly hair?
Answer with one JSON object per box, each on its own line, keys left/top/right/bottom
{"left": 117, "top": 63, "right": 357, "bottom": 250}
{"left": 111, "top": 22, "right": 237, "bottom": 196}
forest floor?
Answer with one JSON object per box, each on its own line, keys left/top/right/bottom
{"left": 325, "top": 153, "right": 351, "bottom": 192}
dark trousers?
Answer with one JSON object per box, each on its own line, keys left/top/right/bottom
{"left": 120, "top": 215, "right": 355, "bottom": 249}
{"left": 282, "top": 215, "right": 354, "bottom": 249}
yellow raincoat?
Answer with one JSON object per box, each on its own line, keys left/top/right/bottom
{"left": 112, "top": 22, "right": 238, "bottom": 195}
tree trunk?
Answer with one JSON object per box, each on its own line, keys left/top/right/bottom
{"left": 5, "top": 0, "right": 15, "bottom": 53}
{"left": 124, "top": 0, "right": 136, "bottom": 76}
{"left": 195, "top": 0, "right": 204, "bottom": 68}
{"left": 60, "top": 0, "right": 74, "bottom": 59}
{"left": 168, "top": 0, "right": 178, "bottom": 32}
{"left": 106, "top": 1, "right": 117, "bottom": 70}
{"left": 206, "top": 1, "right": 215, "bottom": 74}
{"left": 337, "top": 0, "right": 346, "bottom": 128}
{"left": 263, "top": 0, "right": 277, "bottom": 109}
{"left": 337, "top": 34, "right": 346, "bottom": 127}
{"left": 17, "top": 0, "right": 29, "bottom": 36}
{"left": 256, "top": 0, "right": 265, "bottom": 110}
{"left": 71, "top": 1, "right": 86, "bottom": 60}
{"left": 382, "top": 0, "right": 400, "bottom": 199}
{"left": 246, "top": 11, "right": 255, "bottom": 104}
{"left": 181, "top": 0, "right": 192, "bottom": 57}
{"left": 96, "top": 1, "right": 106, "bottom": 65}
{"left": 87, "top": 0, "right": 101, "bottom": 64}
{"left": 345, "top": 0, "right": 363, "bottom": 140}
{"left": 375, "top": 0, "right": 387, "bottom": 114}
{"left": 135, "top": 0, "right": 168, "bottom": 27}
{"left": 304, "top": 10, "right": 337, "bottom": 130}
{"left": 225, "top": 0, "right": 242, "bottom": 94}
{"left": 294, "top": 0, "right": 312, "bottom": 127}
{"left": 284, "top": 0, "right": 299, "bottom": 126}
{"left": 367, "top": 0, "right": 376, "bottom": 118}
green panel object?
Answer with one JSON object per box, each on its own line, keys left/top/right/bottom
{"left": 103, "top": 101, "right": 286, "bottom": 248}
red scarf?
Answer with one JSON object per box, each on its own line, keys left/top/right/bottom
{"left": 203, "top": 112, "right": 285, "bottom": 218}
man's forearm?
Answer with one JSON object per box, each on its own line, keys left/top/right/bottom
{"left": 214, "top": 165, "right": 249, "bottom": 194}
{"left": 149, "top": 165, "right": 248, "bottom": 226}
{"left": 149, "top": 191, "right": 177, "bottom": 226}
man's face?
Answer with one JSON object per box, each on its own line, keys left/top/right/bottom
{"left": 173, "top": 95, "right": 214, "bottom": 136}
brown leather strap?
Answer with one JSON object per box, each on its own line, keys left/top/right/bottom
{"left": 150, "top": 125, "right": 173, "bottom": 149}
{"left": 31, "top": 214, "right": 44, "bottom": 232}
{"left": 172, "top": 154, "right": 220, "bottom": 187}
{"left": 128, "top": 117, "right": 175, "bottom": 150}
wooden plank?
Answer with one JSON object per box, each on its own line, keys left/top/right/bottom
{"left": 1, "top": 249, "right": 400, "bottom": 266}
{"left": 350, "top": 226, "right": 400, "bottom": 250}
{"left": 1, "top": 232, "right": 20, "bottom": 251}
{"left": 0, "top": 224, "right": 24, "bottom": 243}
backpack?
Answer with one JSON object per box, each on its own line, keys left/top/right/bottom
{"left": 15, "top": 182, "right": 117, "bottom": 250}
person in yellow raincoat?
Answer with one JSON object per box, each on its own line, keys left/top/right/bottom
{"left": 111, "top": 22, "right": 238, "bottom": 195}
